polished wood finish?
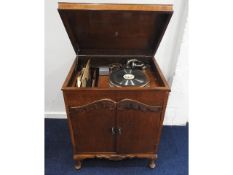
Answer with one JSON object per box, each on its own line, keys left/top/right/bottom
{"left": 69, "top": 99, "right": 116, "bottom": 153}
{"left": 74, "top": 153, "right": 157, "bottom": 160}
{"left": 64, "top": 56, "right": 170, "bottom": 90}
{"left": 58, "top": 3, "right": 173, "bottom": 11}
{"left": 58, "top": 4, "right": 173, "bottom": 55}
{"left": 70, "top": 99, "right": 116, "bottom": 112}
{"left": 62, "top": 59, "right": 170, "bottom": 168}
{"left": 98, "top": 76, "right": 109, "bottom": 88}
{"left": 72, "top": 68, "right": 163, "bottom": 88}
{"left": 116, "top": 99, "right": 162, "bottom": 153}
{"left": 117, "top": 99, "right": 162, "bottom": 112}
{"left": 59, "top": 3, "right": 173, "bottom": 169}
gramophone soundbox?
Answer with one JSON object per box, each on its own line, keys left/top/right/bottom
{"left": 58, "top": 2, "right": 173, "bottom": 170}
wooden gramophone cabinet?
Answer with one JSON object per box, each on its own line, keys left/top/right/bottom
{"left": 58, "top": 3, "right": 173, "bottom": 169}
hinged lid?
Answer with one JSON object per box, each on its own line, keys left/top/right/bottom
{"left": 58, "top": 3, "right": 173, "bottom": 56}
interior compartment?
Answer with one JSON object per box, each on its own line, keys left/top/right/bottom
{"left": 59, "top": 4, "right": 172, "bottom": 90}
{"left": 66, "top": 56, "right": 166, "bottom": 89}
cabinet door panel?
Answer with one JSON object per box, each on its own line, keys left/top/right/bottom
{"left": 69, "top": 99, "right": 116, "bottom": 153}
{"left": 116, "top": 99, "right": 162, "bottom": 153}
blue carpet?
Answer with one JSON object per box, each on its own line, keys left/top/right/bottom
{"left": 45, "top": 119, "right": 188, "bottom": 175}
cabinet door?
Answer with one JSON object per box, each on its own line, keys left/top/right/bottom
{"left": 69, "top": 99, "right": 116, "bottom": 153}
{"left": 116, "top": 99, "right": 162, "bottom": 154}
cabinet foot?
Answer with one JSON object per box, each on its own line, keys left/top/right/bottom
{"left": 148, "top": 159, "right": 156, "bottom": 169}
{"left": 75, "top": 160, "right": 82, "bottom": 170}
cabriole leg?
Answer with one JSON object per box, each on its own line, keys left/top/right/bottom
{"left": 74, "top": 160, "right": 82, "bottom": 170}
{"left": 148, "top": 158, "right": 156, "bottom": 169}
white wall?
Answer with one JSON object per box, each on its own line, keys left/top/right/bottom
{"left": 164, "top": 21, "right": 188, "bottom": 125}
{"left": 45, "top": 0, "right": 188, "bottom": 125}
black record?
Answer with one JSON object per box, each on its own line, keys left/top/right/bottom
{"left": 109, "top": 69, "right": 149, "bottom": 87}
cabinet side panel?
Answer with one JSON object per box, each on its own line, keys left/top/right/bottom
{"left": 153, "top": 59, "right": 170, "bottom": 90}
{"left": 155, "top": 91, "right": 170, "bottom": 153}
{"left": 62, "top": 91, "right": 76, "bottom": 154}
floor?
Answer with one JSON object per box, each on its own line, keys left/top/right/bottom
{"left": 45, "top": 119, "right": 188, "bottom": 175}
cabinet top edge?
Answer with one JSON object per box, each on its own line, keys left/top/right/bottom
{"left": 61, "top": 87, "right": 170, "bottom": 92}
{"left": 58, "top": 3, "right": 173, "bottom": 12}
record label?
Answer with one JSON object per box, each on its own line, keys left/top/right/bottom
{"left": 123, "top": 74, "right": 135, "bottom": 80}
{"left": 109, "top": 69, "right": 149, "bottom": 87}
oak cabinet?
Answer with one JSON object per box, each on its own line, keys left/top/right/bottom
{"left": 59, "top": 2, "right": 173, "bottom": 170}
{"left": 69, "top": 99, "right": 162, "bottom": 154}
{"left": 64, "top": 92, "right": 169, "bottom": 169}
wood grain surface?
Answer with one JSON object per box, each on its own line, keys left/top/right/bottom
{"left": 60, "top": 3, "right": 172, "bottom": 169}
{"left": 58, "top": 3, "right": 173, "bottom": 12}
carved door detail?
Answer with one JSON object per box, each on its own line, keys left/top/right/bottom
{"left": 69, "top": 99, "right": 116, "bottom": 153}
{"left": 69, "top": 98, "right": 162, "bottom": 154}
{"left": 116, "top": 99, "right": 162, "bottom": 153}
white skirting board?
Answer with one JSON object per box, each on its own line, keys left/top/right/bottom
{"left": 44, "top": 112, "right": 188, "bottom": 126}
{"left": 45, "top": 112, "right": 66, "bottom": 118}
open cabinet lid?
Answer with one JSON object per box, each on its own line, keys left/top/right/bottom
{"left": 58, "top": 3, "right": 173, "bottom": 56}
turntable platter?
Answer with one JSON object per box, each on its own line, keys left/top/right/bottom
{"left": 109, "top": 69, "right": 149, "bottom": 87}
